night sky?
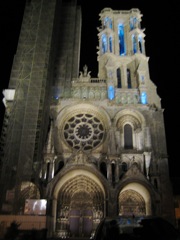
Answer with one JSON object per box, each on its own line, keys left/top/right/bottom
{"left": 0, "top": 0, "right": 179, "bottom": 193}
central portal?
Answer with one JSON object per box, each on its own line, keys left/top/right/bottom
{"left": 54, "top": 173, "right": 105, "bottom": 238}
{"left": 69, "top": 209, "right": 93, "bottom": 237}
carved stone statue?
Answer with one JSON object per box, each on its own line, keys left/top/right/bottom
{"left": 79, "top": 64, "right": 91, "bottom": 80}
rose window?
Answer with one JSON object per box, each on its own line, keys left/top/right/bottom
{"left": 63, "top": 113, "right": 104, "bottom": 151}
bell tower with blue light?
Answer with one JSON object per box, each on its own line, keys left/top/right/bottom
{"left": 97, "top": 8, "right": 157, "bottom": 107}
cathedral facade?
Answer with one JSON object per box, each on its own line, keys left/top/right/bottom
{"left": 0, "top": 0, "right": 175, "bottom": 238}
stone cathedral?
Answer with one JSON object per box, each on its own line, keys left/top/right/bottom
{"left": 0, "top": 0, "right": 175, "bottom": 238}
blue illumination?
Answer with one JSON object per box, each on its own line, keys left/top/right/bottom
{"left": 132, "top": 35, "right": 137, "bottom": 54}
{"left": 52, "top": 87, "right": 61, "bottom": 100}
{"left": 141, "top": 92, "right": 147, "bottom": 104}
{"left": 130, "top": 17, "right": 134, "bottom": 30}
{"left": 109, "top": 36, "right": 112, "bottom": 52}
{"left": 133, "top": 17, "right": 137, "bottom": 27}
{"left": 52, "top": 95, "right": 59, "bottom": 100}
{"left": 118, "top": 24, "right": 125, "bottom": 55}
{"left": 104, "top": 17, "right": 113, "bottom": 29}
{"left": 102, "top": 34, "right": 107, "bottom": 53}
{"left": 130, "top": 17, "right": 137, "bottom": 30}
{"left": 108, "top": 86, "right": 115, "bottom": 100}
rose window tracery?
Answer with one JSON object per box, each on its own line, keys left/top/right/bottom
{"left": 63, "top": 113, "right": 104, "bottom": 151}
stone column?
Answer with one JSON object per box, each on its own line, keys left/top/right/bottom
{"left": 107, "top": 162, "right": 112, "bottom": 183}
{"left": 144, "top": 127, "right": 152, "bottom": 149}
{"left": 115, "top": 130, "right": 121, "bottom": 153}
{"left": 115, "top": 161, "right": 119, "bottom": 183}
{"left": 144, "top": 152, "right": 151, "bottom": 179}
{"left": 121, "top": 64, "right": 127, "bottom": 88}
{"left": 48, "top": 156, "right": 57, "bottom": 181}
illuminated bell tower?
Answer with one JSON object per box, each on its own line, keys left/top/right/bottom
{"left": 95, "top": 7, "right": 174, "bottom": 220}
{"left": 97, "top": 8, "right": 158, "bottom": 107}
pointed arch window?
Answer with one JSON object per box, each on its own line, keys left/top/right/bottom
{"left": 121, "top": 162, "right": 127, "bottom": 172}
{"left": 100, "top": 162, "right": 107, "bottom": 179}
{"left": 120, "top": 162, "right": 128, "bottom": 179}
{"left": 109, "top": 36, "right": 113, "bottom": 52}
{"left": 138, "top": 35, "right": 143, "bottom": 53}
{"left": 118, "top": 24, "right": 125, "bottom": 55}
{"left": 133, "top": 17, "right": 137, "bottom": 28}
{"left": 124, "top": 124, "right": 133, "bottom": 149}
{"left": 112, "top": 162, "right": 116, "bottom": 183}
{"left": 46, "top": 162, "right": 50, "bottom": 180}
{"left": 102, "top": 34, "right": 107, "bottom": 54}
{"left": 104, "top": 17, "right": 113, "bottom": 29}
{"left": 154, "top": 179, "right": 158, "bottom": 189}
{"left": 127, "top": 69, "right": 132, "bottom": 88}
{"left": 55, "top": 161, "right": 64, "bottom": 175}
{"left": 140, "top": 92, "right": 147, "bottom": 104}
{"left": 130, "top": 17, "right": 137, "bottom": 30}
{"left": 132, "top": 35, "right": 137, "bottom": 54}
{"left": 109, "top": 19, "right": 113, "bottom": 29}
{"left": 117, "top": 68, "right": 121, "bottom": 88}
{"left": 130, "top": 17, "right": 134, "bottom": 30}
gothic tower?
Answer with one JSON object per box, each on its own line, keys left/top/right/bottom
{"left": 0, "top": 0, "right": 175, "bottom": 238}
